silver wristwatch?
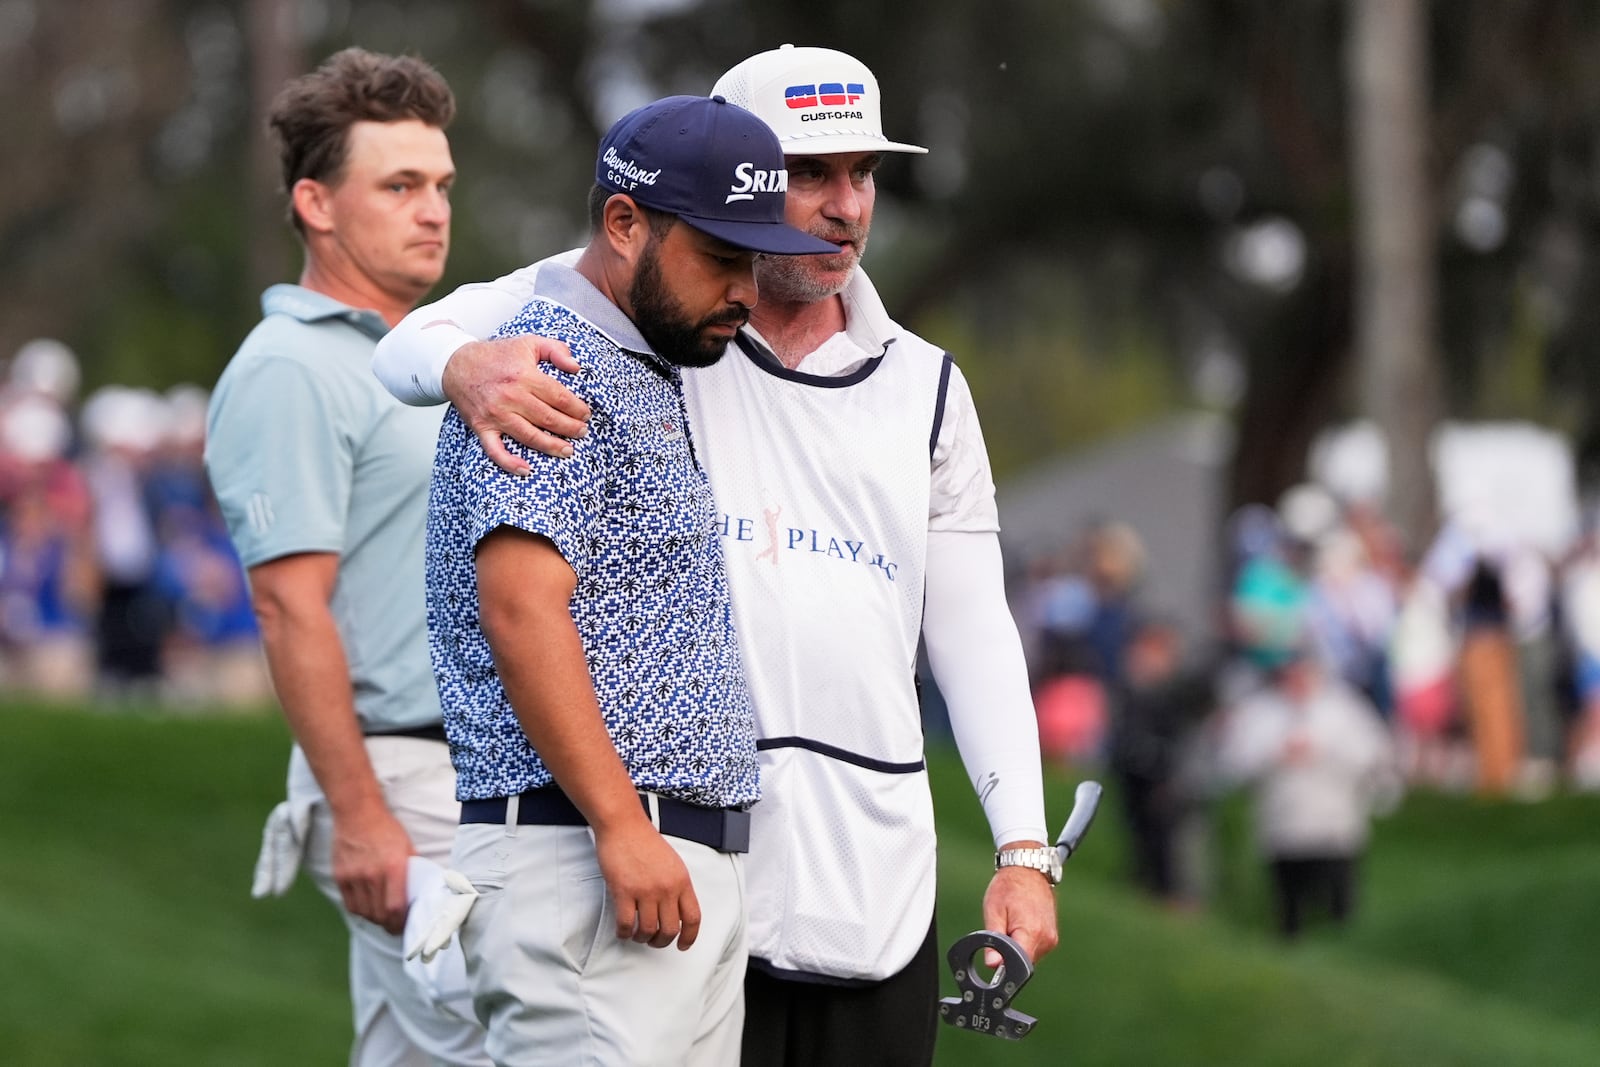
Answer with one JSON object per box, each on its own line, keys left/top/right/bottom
{"left": 995, "top": 846, "right": 1062, "bottom": 886}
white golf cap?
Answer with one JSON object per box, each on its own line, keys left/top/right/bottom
{"left": 712, "top": 44, "right": 927, "bottom": 156}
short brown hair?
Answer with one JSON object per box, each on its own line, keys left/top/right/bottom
{"left": 268, "top": 48, "right": 455, "bottom": 232}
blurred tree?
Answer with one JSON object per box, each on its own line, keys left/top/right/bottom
{"left": 0, "top": 0, "right": 194, "bottom": 389}
{"left": 8, "top": 0, "right": 1600, "bottom": 523}
{"left": 1349, "top": 0, "right": 1441, "bottom": 553}
{"left": 246, "top": 0, "right": 306, "bottom": 297}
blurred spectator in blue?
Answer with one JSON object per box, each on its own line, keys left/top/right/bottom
{"left": 1226, "top": 504, "right": 1308, "bottom": 678}
{"left": 153, "top": 505, "right": 267, "bottom": 706}
{"left": 145, "top": 385, "right": 216, "bottom": 524}
{"left": 0, "top": 388, "right": 97, "bottom": 697}
{"left": 1279, "top": 485, "right": 1399, "bottom": 717}
{"left": 146, "top": 385, "right": 268, "bottom": 707}
{"left": 1081, "top": 519, "right": 1147, "bottom": 689}
{"left": 0, "top": 347, "right": 270, "bottom": 710}
{"left": 1558, "top": 512, "right": 1600, "bottom": 789}
{"left": 1015, "top": 545, "right": 1098, "bottom": 685}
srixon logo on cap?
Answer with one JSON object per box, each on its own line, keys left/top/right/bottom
{"left": 726, "top": 162, "right": 788, "bottom": 204}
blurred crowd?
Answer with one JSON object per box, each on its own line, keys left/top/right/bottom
{"left": 1015, "top": 491, "right": 1600, "bottom": 935}
{"left": 7, "top": 327, "right": 1595, "bottom": 933}
{"left": 0, "top": 339, "right": 268, "bottom": 707}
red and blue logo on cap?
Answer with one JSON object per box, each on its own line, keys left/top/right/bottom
{"left": 784, "top": 82, "right": 866, "bottom": 109}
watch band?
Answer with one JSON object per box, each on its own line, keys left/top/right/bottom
{"left": 995, "top": 846, "right": 1062, "bottom": 886}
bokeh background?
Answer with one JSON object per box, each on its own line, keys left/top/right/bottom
{"left": 3, "top": 1, "right": 1600, "bottom": 1064}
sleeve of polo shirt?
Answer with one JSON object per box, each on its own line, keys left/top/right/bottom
{"left": 373, "top": 265, "right": 546, "bottom": 406}
{"left": 205, "top": 354, "right": 356, "bottom": 567}
{"left": 929, "top": 362, "right": 1001, "bottom": 533}
{"left": 446, "top": 366, "right": 605, "bottom": 575}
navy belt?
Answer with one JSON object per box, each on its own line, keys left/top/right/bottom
{"left": 364, "top": 723, "right": 448, "bottom": 743}
{"left": 461, "top": 787, "right": 750, "bottom": 854}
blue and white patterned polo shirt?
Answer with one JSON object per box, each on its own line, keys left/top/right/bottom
{"left": 425, "top": 262, "right": 759, "bottom": 810}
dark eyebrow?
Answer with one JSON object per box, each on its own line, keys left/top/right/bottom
{"left": 382, "top": 167, "right": 456, "bottom": 183}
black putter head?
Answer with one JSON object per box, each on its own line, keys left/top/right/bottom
{"left": 936, "top": 779, "right": 1105, "bottom": 1041}
{"left": 937, "top": 930, "right": 1037, "bottom": 1040}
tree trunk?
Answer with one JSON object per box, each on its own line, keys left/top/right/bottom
{"left": 247, "top": 0, "right": 303, "bottom": 296}
{"left": 1347, "top": 0, "right": 1442, "bottom": 557}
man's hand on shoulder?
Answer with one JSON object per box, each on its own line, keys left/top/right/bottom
{"left": 983, "top": 841, "right": 1060, "bottom": 966}
{"left": 441, "top": 336, "right": 591, "bottom": 474}
{"left": 330, "top": 801, "right": 417, "bottom": 935}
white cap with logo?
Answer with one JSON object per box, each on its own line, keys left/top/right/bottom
{"left": 712, "top": 44, "right": 928, "bottom": 156}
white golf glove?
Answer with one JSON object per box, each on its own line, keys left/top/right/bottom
{"left": 250, "top": 800, "right": 312, "bottom": 899}
{"left": 402, "top": 856, "right": 479, "bottom": 1022}
{"left": 404, "top": 858, "right": 479, "bottom": 963}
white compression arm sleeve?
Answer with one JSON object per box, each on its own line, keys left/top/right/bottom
{"left": 922, "top": 529, "right": 1049, "bottom": 848}
{"left": 371, "top": 258, "right": 561, "bottom": 406}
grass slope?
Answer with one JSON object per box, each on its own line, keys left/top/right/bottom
{"left": 2, "top": 705, "right": 1596, "bottom": 1065}
{"left": 928, "top": 751, "right": 1600, "bottom": 1066}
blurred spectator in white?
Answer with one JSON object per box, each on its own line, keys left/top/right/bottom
{"left": 1213, "top": 633, "right": 1401, "bottom": 940}
{"left": 0, "top": 393, "right": 97, "bottom": 697}
{"left": 80, "top": 385, "right": 167, "bottom": 699}
{"left": 1278, "top": 484, "right": 1400, "bottom": 716}
{"left": 1388, "top": 570, "right": 1462, "bottom": 788}
{"left": 7, "top": 338, "right": 82, "bottom": 407}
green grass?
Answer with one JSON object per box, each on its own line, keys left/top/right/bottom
{"left": 929, "top": 753, "right": 1600, "bottom": 1066}
{"left": 2, "top": 704, "right": 1597, "bottom": 1065}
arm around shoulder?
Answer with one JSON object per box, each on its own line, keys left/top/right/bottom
{"left": 372, "top": 265, "right": 594, "bottom": 471}
{"left": 371, "top": 267, "right": 548, "bottom": 405}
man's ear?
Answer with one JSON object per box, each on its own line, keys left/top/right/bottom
{"left": 600, "top": 194, "right": 651, "bottom": 264}
{"left": 291, "top": 177, "right": 336, "bottom": 235}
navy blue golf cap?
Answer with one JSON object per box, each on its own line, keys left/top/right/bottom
{"left": 596, "top": 95, "right": 840, "bottom": 256}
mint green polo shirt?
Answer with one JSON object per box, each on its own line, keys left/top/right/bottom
{"left": 205, "top": 284, "right": 446, "bottom": 731}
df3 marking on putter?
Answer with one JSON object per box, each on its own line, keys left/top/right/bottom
{"left": 938, "top": 779, "right": 1103, "bottom": 1041}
